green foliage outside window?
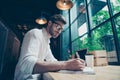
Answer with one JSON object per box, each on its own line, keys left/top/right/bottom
{"left": 71, "top": 0, "right": 120, "bottom": 56}
{"left": 77, "top": 1, "right": 120, "bottom": 52}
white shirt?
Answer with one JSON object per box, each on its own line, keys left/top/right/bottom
{"left": 14, "top": 28, "right": 57, "bottom": 80}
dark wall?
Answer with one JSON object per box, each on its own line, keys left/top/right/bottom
{"left": 50, "top": 36, "right": 61, "bottom": 60}
{"left": 0, "top": 20, "right": 20, "bottom": 80}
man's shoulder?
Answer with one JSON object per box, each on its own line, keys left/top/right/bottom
{"left": 25, "top": 28, "right": 43, "bottom": 37}
{"left": 28, "top": 28, "right": 42, "bottom": 34}
{"left": 29, "top": 28, "right": 42, "bottom": 33}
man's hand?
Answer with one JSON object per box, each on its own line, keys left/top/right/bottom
{"left": 33, "top": 58, "right": 85, "bottom": 74}
{"left": 64, "top": 59, "right": 85, "bottom": 71}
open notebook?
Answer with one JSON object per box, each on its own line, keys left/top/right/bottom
{"left": 58, "top": 67, "right": 95, "bottom": 75}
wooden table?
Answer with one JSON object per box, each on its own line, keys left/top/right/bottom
{"left": 43, "top": 66, "right": 120, "bottom": 80}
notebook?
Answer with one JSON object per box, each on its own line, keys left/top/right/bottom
{"left": 58, "top": 67, "right": 95, "bottom": 75}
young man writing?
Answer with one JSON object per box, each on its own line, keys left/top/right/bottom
{"left": 14, "top": 14, "right": 85, "bottom": 80}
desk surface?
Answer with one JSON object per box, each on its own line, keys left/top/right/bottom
{"left": 43, "top": 66, "right": 120, "bottom": 80}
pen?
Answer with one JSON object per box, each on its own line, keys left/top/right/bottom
{"left": 75, "top": 51, "right": 80, "bottom": 58}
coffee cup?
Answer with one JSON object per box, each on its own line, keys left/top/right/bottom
{"left": 85, "top": 54, "right": 94, "bottom": 68}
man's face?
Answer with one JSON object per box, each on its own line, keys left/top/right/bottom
{"left": 48, "top": 21, "right": 64, "bottom": 38}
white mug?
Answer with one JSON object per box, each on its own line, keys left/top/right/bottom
{"left": 85, "top": 54, "right": 94, "bottom": 68}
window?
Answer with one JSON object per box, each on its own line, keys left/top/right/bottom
{"left": 71, "top": 20, "right": 78, "bottom": 41}
{"left": 91, "top": 0, "right": 110, "bottom": 28}
{"left": 78, "top": 22, "right": 87, "bottom": 36}
{"left": 91, "top": 22, "right": 118, "bottom": 63}
{"left": 115, "top": 16, "right": 120, "bottom": 47}
{"left": 110, "top": 0, "right": 120, "bottom": 15}
{"left": 70, "top": 2, "right": 77, "bottom": 23}
{"left": 61, "top": 0, "right": 120, "bottom": 63}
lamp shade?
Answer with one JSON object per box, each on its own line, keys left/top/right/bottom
{"left": 78, "top": 3, "right": 86, "bottom": 13}
{"left": 35, "top": 16, "right": 47, "bottom": 25}
{"left": 56, "top": 0, "right": 73, "bottom": 10}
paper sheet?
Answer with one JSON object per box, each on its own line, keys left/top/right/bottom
{"left": 58, "top": 67, "right": 95, "bottom": 75}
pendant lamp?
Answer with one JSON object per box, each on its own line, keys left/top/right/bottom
{"left": 78, "top": 3, "right": 86, "bottom": 14}
{"left": 56, "top": 0, "right": 73, "bottom": 10}
{"left": 35, "top": 12, "right": 47, "bottom": 25}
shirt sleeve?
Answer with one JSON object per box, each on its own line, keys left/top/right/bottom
{"left": 18, "top": 29, "right": 41, "bottom": 74}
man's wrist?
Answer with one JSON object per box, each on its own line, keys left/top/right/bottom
{"left": 60, "top": 61, "right": 67, "bottom": 70}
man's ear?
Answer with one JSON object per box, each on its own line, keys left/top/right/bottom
{"left": 48, "top": 21, "right": 52, "bottom": 25}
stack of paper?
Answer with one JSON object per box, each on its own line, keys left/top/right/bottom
{"left": 58, "top": 67, "right": 95, "bottom": 75}
{"left": 83, "top": 67, "right": 95, "bottom": 75}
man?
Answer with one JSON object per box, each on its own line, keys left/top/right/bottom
{"left": 14, "top": 14, "right": 85, "bottom": 80}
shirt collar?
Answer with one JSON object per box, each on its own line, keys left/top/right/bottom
{"left": 42, "top": 28, "right": 50, "bottom": 43}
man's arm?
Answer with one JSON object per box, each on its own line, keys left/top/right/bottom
{"left": 32, "top": 59, "right": 85, "bottom": 74}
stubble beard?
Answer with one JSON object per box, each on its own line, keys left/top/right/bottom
{"left": 49, "top": 27, "right": 58, "bottom": 38}
{"left": 51, "top": 32, "right": 58, "bottom": 38}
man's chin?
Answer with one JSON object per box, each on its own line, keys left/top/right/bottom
{"left": 52, "top": 35, "right": 59, "bottom": 38}
{"left": 52, "top": 36, "right": 57, "bottom": 38}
